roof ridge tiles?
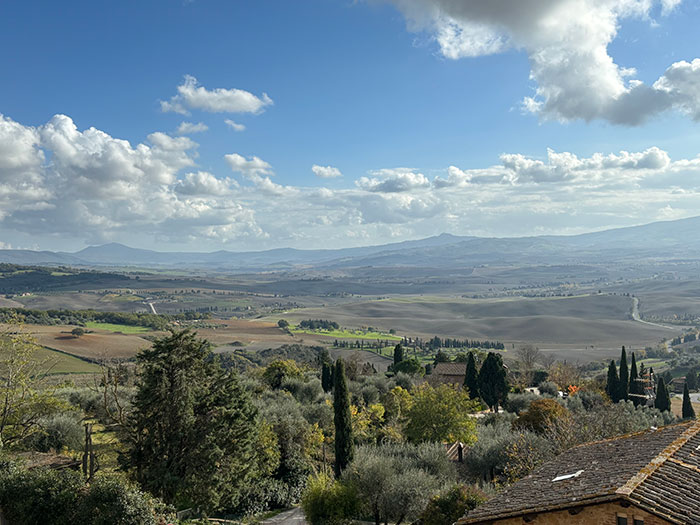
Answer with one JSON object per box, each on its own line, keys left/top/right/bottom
{"left": 617, "top": 420, "right": 700, "bottom": 497}
{"left": 565, "top": 420, "right": 696, "bottom": 452}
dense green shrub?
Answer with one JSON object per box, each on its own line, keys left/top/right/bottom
{"left": 74, "top": 476, "right": 163, "bottom": 525}
{"left": 25, "top": 413, "right": 84, "bottom": 452}
{"left": 504, "top": 392, "right": 539, "bottom": 415}
{"left": 301, "top": 473, "right": 358, "bottom": 525}
{"left": 281, "top": 377, "right": 323, "bottom": 404}
{"left": 537, "top": 381, "right": 560, "bottom": 397}
{"left": 513, "top": 398, "right": 570, "bottom": 433}
{"left": 392, "top": 358, "right": 425, "bottom": 376}
{"left": 342, "top": 443, "right": 455, "bottom": 525}
{"left": 420, "top": 484, "right": 487, "bottom": 525}
{"left": 0, "top": 463, "right": 166, "bottom": 525}
{"left": 0, "top": 462, "right": 82, "bottom": 525}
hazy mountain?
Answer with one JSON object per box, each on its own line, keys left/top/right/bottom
{"left": 64, "top": 234, "right": 471, "bottom": 267}
{"left": 0, "top": 249, "right": 84, "bottom": 266}
{"left": 1, "top": 217, "right": 698, "bottom": 270}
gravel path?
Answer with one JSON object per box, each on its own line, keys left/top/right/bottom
{"left": 261, "top": 507, "right": 307, "bottom": 525}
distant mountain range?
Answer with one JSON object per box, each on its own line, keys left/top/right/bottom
{"left": 1, "top": 216, "right": 699, "bottom": 270}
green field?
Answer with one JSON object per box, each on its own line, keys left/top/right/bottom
{"left": 291, "top": 327, "right": 402, "bottom": 341}
{"left": 85, "top": 321, "right": 150, "bottom": 334}
{"left": 36, "top": 347, "right": 101, "bottom": 374}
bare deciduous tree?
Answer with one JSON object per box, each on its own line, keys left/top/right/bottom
{"left": 516, "top": 345, "right": 542, "bottom": 387}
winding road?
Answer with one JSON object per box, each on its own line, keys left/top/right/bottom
{"left": 631, "top": 297, "right": 675, "bottom": 331}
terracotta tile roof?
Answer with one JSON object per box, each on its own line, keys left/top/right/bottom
{"left": 459, "top": 420, "right": 700, "bottom": 524}
{"left": 432, "top": 362, "right": 467, "bottom": 377}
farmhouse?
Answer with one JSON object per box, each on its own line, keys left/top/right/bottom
{"left": 670, "top": 377, "right": 687, "bottom": 394}
{"left": 459, "top": 420, "right": 700, "bottom": 525}
{"left": 428, "top": 362, "right": 466, "bottom": 388}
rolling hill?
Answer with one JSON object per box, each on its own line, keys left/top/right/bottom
{"left": 1, "top": 216, "right": 699, "bottom": 270}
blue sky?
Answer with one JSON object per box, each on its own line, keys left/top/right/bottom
{"left": 1, "top": 0, "right": 700, "bottom": 251}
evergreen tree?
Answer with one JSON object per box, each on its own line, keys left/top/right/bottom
{"left": 618, "top": 346, "right": 629, "bottom": 402}
{"left": 393, "top": 343, "right": 404, "bottom": 366}
{"left": 654, "top": 377, "right": 671, "bottom": 413}
{"left": 434, "top": 350, "right": 449, "bottom": 364}
{"left": 477, "top": 352, "right": 508, "bottom": 412}
{"left": 321, "top": 361, "right": 333, "bottom": 393}
{"left": 686, "top": 369, "right": 698, "bottom": 391}
{"left": 682, "top": 383, "right": 696, "bottom": 420}
{"left": 629, "top": 353, "right": 642, "bottom": 406}
{"left": 333, "top": 359, "right": 353, "bottom": 477}
{"left": 126, "top": 330, "right": 257, "bottom": 511}
{"left": 464, "top": 352, "right": 480, "bottom": 400}
{"left": 605, "top": 360, "right": 620, "bottom": 403}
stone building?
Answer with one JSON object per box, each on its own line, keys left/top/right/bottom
{"left": 459, "top": 420, "right": 700, "bottom": 525}
{"left": 428, "top": 362, "right": 466, "bottom": 388}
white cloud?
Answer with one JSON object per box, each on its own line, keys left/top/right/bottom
{"left": 224, "top": 119, "right": 246, "bottom": 132}
{"left": 0, "top": 114, "right": 44, "bottom": 174}
{"left": 4, "top": 111, "right": 700, "bottom": 249}
{"left": 386, "top": 0, "right": 699, "bottom": 125}
{"left": 356, "top": 168, "right": 430, "bottom": 192}
{"left": 224, "top": 153, "right": 273, "bottom": 177}
{"left": 176, "top": 121, "right": 208, "bottom": 135}
{"left": 175, "top": 171, "right": 238, "bottom": 195}
{"left": 161, "top": 75, "right": 273, "bottom": 115}
{"left": 661, "top": 0, "right": 682, "bottom": 14}
{"left": 0, "top": 114, "right": 264, "bottom": 243}
{"left": 312, "top": 164, "right": 343, "bottom": 178}
{"left": 653, "top": 59, "right": 700, "bottom": 121}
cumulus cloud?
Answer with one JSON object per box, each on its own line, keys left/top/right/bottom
{"left": 0, "top": 113, "right": 264, "bottom": 243}
{"left": 4, "top": 111, "right": 700, "bottom": 249}
{"left": 433, "top": 147, "right": 677, "bottom": 186}
{"left": 312, "top": 164, "right": 343, "bottom": 178}
{"left": 175, "top": 171, "right": 238, "bottom": 195}
{"left": 356, "top": 168, "right": 431, "bottom": 192}
{"left": 224, "top": 153, "right": 273, "bottom": 177}
{"left": 224, "top": 119, "right": 246, "bottom": 132}
{"left": 386, "top": 0, "right": 699, "bottom": 124}
{"left": 176, "top": 121, "right": 208, "bottom": 135}
{"left": 161, "top": 75, "right": 273, "bottom": 115}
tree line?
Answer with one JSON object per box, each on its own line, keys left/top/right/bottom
{"left": 0, "top": 307, "right": 208, "bottom": 330}
{"left": 605, "top": 346, "right": 695, "bottom": 419}
{"left": 0, "top": 264, "right": 130, "bottom": 294}
{"left": 299, "top": 319, "right": 340, "bottom": 330}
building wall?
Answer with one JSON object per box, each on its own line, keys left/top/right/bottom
{"left": 468, "top": 501, "right": 672, "bottom": 525}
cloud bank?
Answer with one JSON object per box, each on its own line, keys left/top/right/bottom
{"left": 3, "top": 112, "right": 700, "bottom": 249}
{"left": 386, "top": 0, "right": 700, "bottom": 124}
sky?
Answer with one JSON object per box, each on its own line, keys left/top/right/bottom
{"left": 1, "top": 0, "right": 700, "bottom": 252}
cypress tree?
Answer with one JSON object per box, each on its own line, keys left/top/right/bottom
{"left": 606, "top": 360, "right": 620, "bottom": 403}
{"left": 477, "top": 352, "right": 508, "bottom": 412}
{"left": 682, "top": 383, "right": 696, "bottom": 419}
{"left": 393, "top": 343, "right": 404, "bottom": 366}
{"left": 618, "top": 346, "right": 629, "bottom": 402}
{"left": 464, "top": 351, "right": 480, "bottom": 399}
{"left": 333, "top": 359, "right": 353, "bottom": 477}
{"left": 654, "top": 377, "right": 671, "bottom": 413}
{"left": 321, "top": 362, "right": 333, "bottom": 393}
{"left": 629, "top": 353, "right": 642, "bottom": 406}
